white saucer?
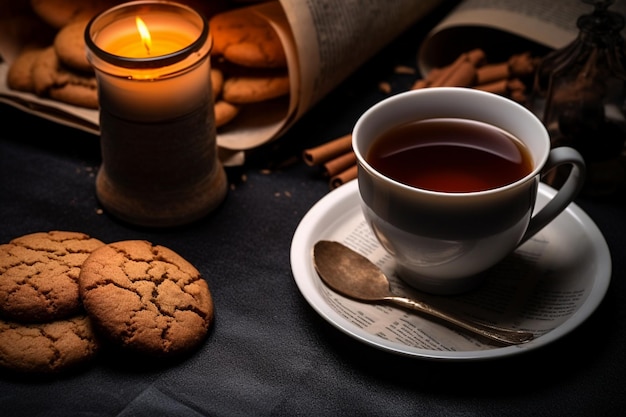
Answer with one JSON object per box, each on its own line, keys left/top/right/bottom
{"left": 290, "top": 180, "right": 611, "bottom": 361}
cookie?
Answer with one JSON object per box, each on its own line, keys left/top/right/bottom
{"left": 222, "top": 72, "right": 290, "bottom": 103}
{"left": 31, "top": 46, "right": 99, "bottom": 109}
{"left": 223, "top": 40, "right": 287, "bottom": 69}
{"left": 6, "top": 46, "right": 45, "bottom": 92}
{"left": 0, "top": 315, "right": 99, "bottom": 374}
{"left": 54, "top": 19, "right": 92, "bottom": 73}
{"left": 49, "top": 83, "right": 100, "bottom": 109}
{"left": 210, "top": 68, "right": 224, "bottom": 100}
{"left": 30, "top": 0, "right": 120, "bottom": 29}
{"left": 79, "top": 240, "right": 214, "bottom": 357}
{"left": 0, "top": 231, "right": 105, "bottom": 323}
{"left": 209, "top": 8, "right": 287, "bottom": 68}
{"left": 214, "top": 100, "right": 240, "bottom": 127}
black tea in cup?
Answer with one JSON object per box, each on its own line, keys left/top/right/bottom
{"left": 366, "top": 118, "right": 533, "bottom": 192}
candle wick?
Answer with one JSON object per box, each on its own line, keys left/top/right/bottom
{"left": 135, "top": 17, "right": 152, "bottom": 56}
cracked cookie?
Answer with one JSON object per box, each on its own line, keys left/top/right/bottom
{"left": 32, "top": 46, "right": 99, "bottom": 109}
{"left": 6, "top": 46, "right": 47, "bottom": 93}
{"left": 53, "top": 18, "right": 93, "bottom": 73}
{"left": 0, "top": 314, "right": 99, "bottom": 374}
{"left": 0, "top": 231, "right": 105, "bottom": 323}
{"left": 79, "top": 240, "right": 214, "bottom": 357}
{"left": 222, "top": 72, "right": 290, "bottom": 104}
{"left": 209, "top": 7, "right": 287, "bottom": 68}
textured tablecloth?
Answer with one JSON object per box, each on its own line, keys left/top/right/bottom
{"left": 1, "top": 6, "right": 626, "bottom": 415}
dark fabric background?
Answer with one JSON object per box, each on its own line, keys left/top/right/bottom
{"left": 2, "top": 3, "right": 626, "bottom": 415}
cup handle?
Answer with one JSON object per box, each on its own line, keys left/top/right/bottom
{"left": 520, "top": 146, "right": 586, "bottom": 244}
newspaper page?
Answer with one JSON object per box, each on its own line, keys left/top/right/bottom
{"left": 418, "top": 0, "right": 626, "bottom": 74}
{"left": 0, "top": 0, "right": 444, "bottom": 163}
{"left": 316, "top": 193, "right": 600, "bottom": 351}
{"left": 278, "top": 0, "right": 443, "bottom": 117}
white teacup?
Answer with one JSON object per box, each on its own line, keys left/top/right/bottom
{"left": 353, "top": 87, "right": 585, "bottom": 295}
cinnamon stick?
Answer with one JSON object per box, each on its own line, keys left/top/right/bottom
{"left": 330, "top": 165, "right": 358, "bottom": 189}
{"left": 466, "top": 48, "right": 487, "bottom": 66}
{"left": 475, "top": 52, "right": 537, "bottom": 85}
{"left": 411, "top": 67, "right": 442, "bottom": 90}
{"left": 411, "top": 78, "right": 430, "bottom": 90}
{"left": 441, "top": 60, "right": 477, "bottom": 87}
{"left": 429, "top": 54, "right": 467, "bottom": 87}
{"left": 429, "top": 48, "right": 485, "bottom": 87}
{"left": 475, "top": 62, "right": 509, "bottom": 85}
{"left": 475, "top": 79, "right": 508, "bottom": 94}
{"left": 302, "top": 134, "right": 352, "bottom": 166}
{"left": 475, "top": 78, "right": 526, "bottom": 96}
{"left": 509, "top": 52, "right": 538, "bottom": 76}
{"left": 323, "top": 151, "right": 357, "bottom": 177}
{"left": 509, "top": 89, "right": 527, "bottom": 103}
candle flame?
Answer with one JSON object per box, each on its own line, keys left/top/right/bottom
{"left": 135, "top": 17, "right": 152, "bottom": 54}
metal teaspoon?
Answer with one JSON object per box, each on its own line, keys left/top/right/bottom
{"left": 312, "top": 240, "right": 534, "bottom": 346}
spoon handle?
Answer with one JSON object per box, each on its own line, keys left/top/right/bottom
{"left": 388, "top": 296, "right": 534, "bottom": 346}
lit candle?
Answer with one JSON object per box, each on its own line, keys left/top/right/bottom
{"left": 87, "top": 1, "right": 211, "bottom": 120}
{"left": 86, "top": 1, "right": 227, "bottom": 227}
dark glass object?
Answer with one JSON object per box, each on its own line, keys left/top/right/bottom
{"left": 532, "top": 0, "right": 626, "bottom": 197}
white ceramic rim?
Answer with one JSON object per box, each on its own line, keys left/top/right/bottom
{"left": 352, "top": 87, "right": 550, "bottom": 197}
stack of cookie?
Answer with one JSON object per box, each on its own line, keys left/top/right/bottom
{"left": 5, "top": 0, "right": 124, "bottom": 109}
{"left": 5, "top": 0, "right": 289, "bottom": 130}
{"left": 0, "top": 232, "right": 214, "bottom": 374}
{"left": 0, "top": 231, "right": 105, "bottom": 374}
{"left": 209, "top": 5, "right": 290, "bottom": 128}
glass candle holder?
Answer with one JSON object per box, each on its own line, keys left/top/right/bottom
{"left": 85, "top": 0, "right": 227, "bottom": 227}
{"left": 530, "top": 0, "right": 626, "bottom": 197}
